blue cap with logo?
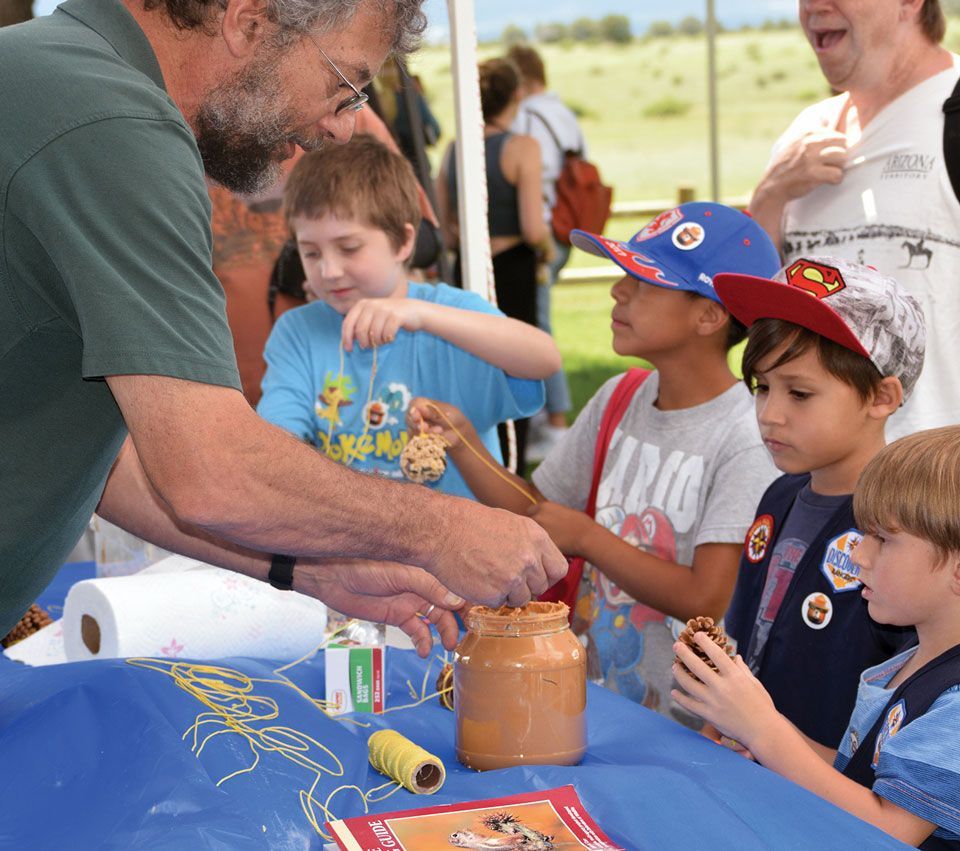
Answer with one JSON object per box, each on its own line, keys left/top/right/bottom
{"left": 570, "top": 202, "right": 781, "bottom": 304}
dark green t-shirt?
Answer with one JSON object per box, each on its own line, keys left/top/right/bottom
{"left": 0, "top": 0, "right": 242, "bottom": 633}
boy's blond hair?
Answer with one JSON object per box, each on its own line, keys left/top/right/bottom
{"left": 284, "top": 134, "right": 421, "bottom": 250}
{"left": 854, "top": 425, "right": 960, "bottom": 561}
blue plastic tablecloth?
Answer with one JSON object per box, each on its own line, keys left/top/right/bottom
{"left": 0, "top": 565, "right": 908, "bottom": 850}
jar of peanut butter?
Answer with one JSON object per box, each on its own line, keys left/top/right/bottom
{"left": 454, "top": 602, "right": 586, "bottom": 771}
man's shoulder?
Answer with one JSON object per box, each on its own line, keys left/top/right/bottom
{"left": 0, "top": 10, "right": 185, "bottom": 180}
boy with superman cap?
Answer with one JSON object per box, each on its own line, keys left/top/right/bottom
{"left": 407, "top": 202, "right": 780, "bottom": 721}
{"left": 708, "top": 256, "right": 926, "bottom": 747}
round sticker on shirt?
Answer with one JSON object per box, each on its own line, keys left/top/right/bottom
{"left": 744, "top": 514, "right": 774, "bottom": 563}
{"left": 672, "top": 222, "right": 705, "bottom": 251}
{"left": 801, "top": 592, "right": 833, "bottom": 630}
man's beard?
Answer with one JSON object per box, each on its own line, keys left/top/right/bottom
{"left": 194, "top": 57, "right": 323, "bottom": 196}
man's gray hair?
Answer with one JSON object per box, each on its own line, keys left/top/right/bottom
{"left": 144, "top": 0, "right": 427, "bottom": 53}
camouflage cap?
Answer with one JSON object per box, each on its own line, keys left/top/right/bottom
{"left": 714, "top": 256, "right": 926, "bottom": 400}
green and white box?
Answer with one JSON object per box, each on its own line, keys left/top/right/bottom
{"left": 324, "top": 644, "right": 385, "bottom": 715}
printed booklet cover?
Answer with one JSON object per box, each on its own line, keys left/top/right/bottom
{"left": 326, "top": 784, "right": 623, "bottom": 850}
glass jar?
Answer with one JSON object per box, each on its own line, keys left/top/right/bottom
{"left": 454, "top": 602, "right": 587, "bottom": 771}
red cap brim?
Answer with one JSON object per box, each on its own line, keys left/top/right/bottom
{"left": 714, "top": 272, "right": 871, "bottom": 360}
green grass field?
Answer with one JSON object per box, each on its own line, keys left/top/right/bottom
{"left": 409, "top": 29, "right": 832, "bottom": 204}
{"left": 409, "top": 23, "right": 960, "bottom": 421}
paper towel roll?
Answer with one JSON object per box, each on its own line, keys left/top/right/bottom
{"left": 63, "top": 567, "right": 327, "bottom": 662}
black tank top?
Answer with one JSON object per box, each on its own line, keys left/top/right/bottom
{"left": 446, "top": 132, "right": 521, "bottom": 237}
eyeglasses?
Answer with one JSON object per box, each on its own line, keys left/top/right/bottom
{"left": 314, "top": 42, "right": 368, "bottom": 116}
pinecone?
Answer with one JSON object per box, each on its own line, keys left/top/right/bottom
{"left": 435, "top": 662, "right": 454, "bottom": 710}
{"left": 2, "top": 604, "right": 52, "bottom": 649}
{"left": 674, "top": 616, "right": 732, "bottom": 680}
{"left": 400, "top": 433, "right": 448, "bottom": 484}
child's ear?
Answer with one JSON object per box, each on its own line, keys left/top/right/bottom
{"left": 396, "top": 223, "right": 417, "bottom": 265}
{"left": 695, "top": 299, "right": 730, "bottom": 339}
{"left": 947, "top": 554, "right": 960, "bottom": 597}
{"left": 868, "top": 377, "right": 904, "bottom": 419}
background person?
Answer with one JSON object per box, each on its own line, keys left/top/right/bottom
{"left": 748, "top": 0, "right": 958, "bottom": 440}
{"left": 437, "top": 57, "right": 553, "bottom": 472}
{"left": 507, "top": 43, "right": 584, "bottom": 460}
{"left": 0, "top": 0, "right": 567, "bottom": 647}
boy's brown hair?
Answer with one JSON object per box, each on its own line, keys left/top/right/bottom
{"left": 854, "top": 425, "right": 960, "bottom": 563}
{"left": 741, "top": 319, "right": 884, "bottom": 401}
{"left": 284, "top": 134, "right": 421, "bottom": 251}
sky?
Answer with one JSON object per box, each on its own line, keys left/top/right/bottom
{"left": 33, "top": 0, "right": 799, "bottom": 39}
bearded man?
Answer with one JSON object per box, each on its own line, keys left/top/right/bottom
{"left": 0, "top": 0, "right": 566, "bottom": 651}
{"left": 749, "top": 0, "right": 957, "bottom": 440}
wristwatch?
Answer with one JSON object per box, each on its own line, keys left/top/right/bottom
{"left": 268, "top": 553, "right": 296, "bottom": 591}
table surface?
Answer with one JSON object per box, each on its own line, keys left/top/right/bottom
{"left": 0, "top": 563, "right": 909, "bottom": 850}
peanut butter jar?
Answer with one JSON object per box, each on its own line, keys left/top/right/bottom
{"left": 454, "top": 602, "right": 587, "bottom": 771}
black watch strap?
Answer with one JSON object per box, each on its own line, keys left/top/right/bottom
{"left": 268, "top": 554, "right": 296, "bottom": 591}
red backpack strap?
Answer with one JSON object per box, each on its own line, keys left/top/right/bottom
{"left": 540, "top": 368, "right": 651, "bottom": 615}
{"left": 584, "top": 367, "right": 650, "bottom": 519}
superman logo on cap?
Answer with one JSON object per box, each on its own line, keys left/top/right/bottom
{"left": 785, "top": 259, "right": 846, "bottom": 299}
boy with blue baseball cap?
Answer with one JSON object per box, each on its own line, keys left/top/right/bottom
{"left": 408, "top": 202, "right": 781, "bottom": 720}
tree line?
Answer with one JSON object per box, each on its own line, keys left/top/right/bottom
{"left": 500, "top": 15, "right": 807, "bottom": 46}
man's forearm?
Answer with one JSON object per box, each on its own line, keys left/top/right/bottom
{"left": 97, "top": 437, "right": 270, "bottom": 579}
{"left": 98, "top": 438, "right": 445, "bottom": 586}
{"left": 107, "top": 374, "right": 458, "bottom": 567}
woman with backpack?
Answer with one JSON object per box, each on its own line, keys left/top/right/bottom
{"left": 437, "top": 57, "right": 553, "bottom": 472}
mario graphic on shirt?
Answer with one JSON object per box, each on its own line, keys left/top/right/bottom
{"left": 579, "top": 506, "right": 678, "bottom": 708}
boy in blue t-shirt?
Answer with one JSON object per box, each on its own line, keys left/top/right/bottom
{"left": 705, "top": 258, "right": 925, "bottom": 748}
{"left": 674, "top": 426, "right": 960, "bottom": 848}
{"left": 257, "top": 135, "right": 560, "bottom": 498}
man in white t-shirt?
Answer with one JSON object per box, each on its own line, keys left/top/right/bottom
{"left": 749, "top": 0, "right": 959, "bottom": 440}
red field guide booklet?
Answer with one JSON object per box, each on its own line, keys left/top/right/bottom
{"left": 326, "top": 784, "right": 623, "bottom": 850}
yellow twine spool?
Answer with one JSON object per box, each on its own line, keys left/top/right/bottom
{"left": 367, "top": 729, "right": 445, "bottom": 795}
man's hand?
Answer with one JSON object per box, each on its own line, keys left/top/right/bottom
{"left": 761, "top": 130, "right": 848, "bottom": 200}
{"left": 295, "top": 559, "right": 463, "bottom": 657}
{"left": 406, "top": 397, "right": 471, "bottom": 451}
{"left": 671, "top": 632, "right": 779, "bottom": 749}
{"left": 342, "top": 298, "right": 423, "bottom": 351}
{"left": 526, "top": 499, "right": 593, "bottom": 556}
{"left": 749, "top": 129, "right": 847, "bottom": 244}
{"left": 431, "top": 501, "right": 568, "bottom": 608}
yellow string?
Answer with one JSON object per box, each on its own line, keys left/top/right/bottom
{"left": 324, "top": 341, "right": 378, "bottom": 467}
{"left": 367, "top": 729, "right": 445, "bottom": 794}
{"left": 424, "top": 401, "right": 539, "bottom": 507}
{"left": 125, "top": 639, "right": 455, "bottom": 837}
